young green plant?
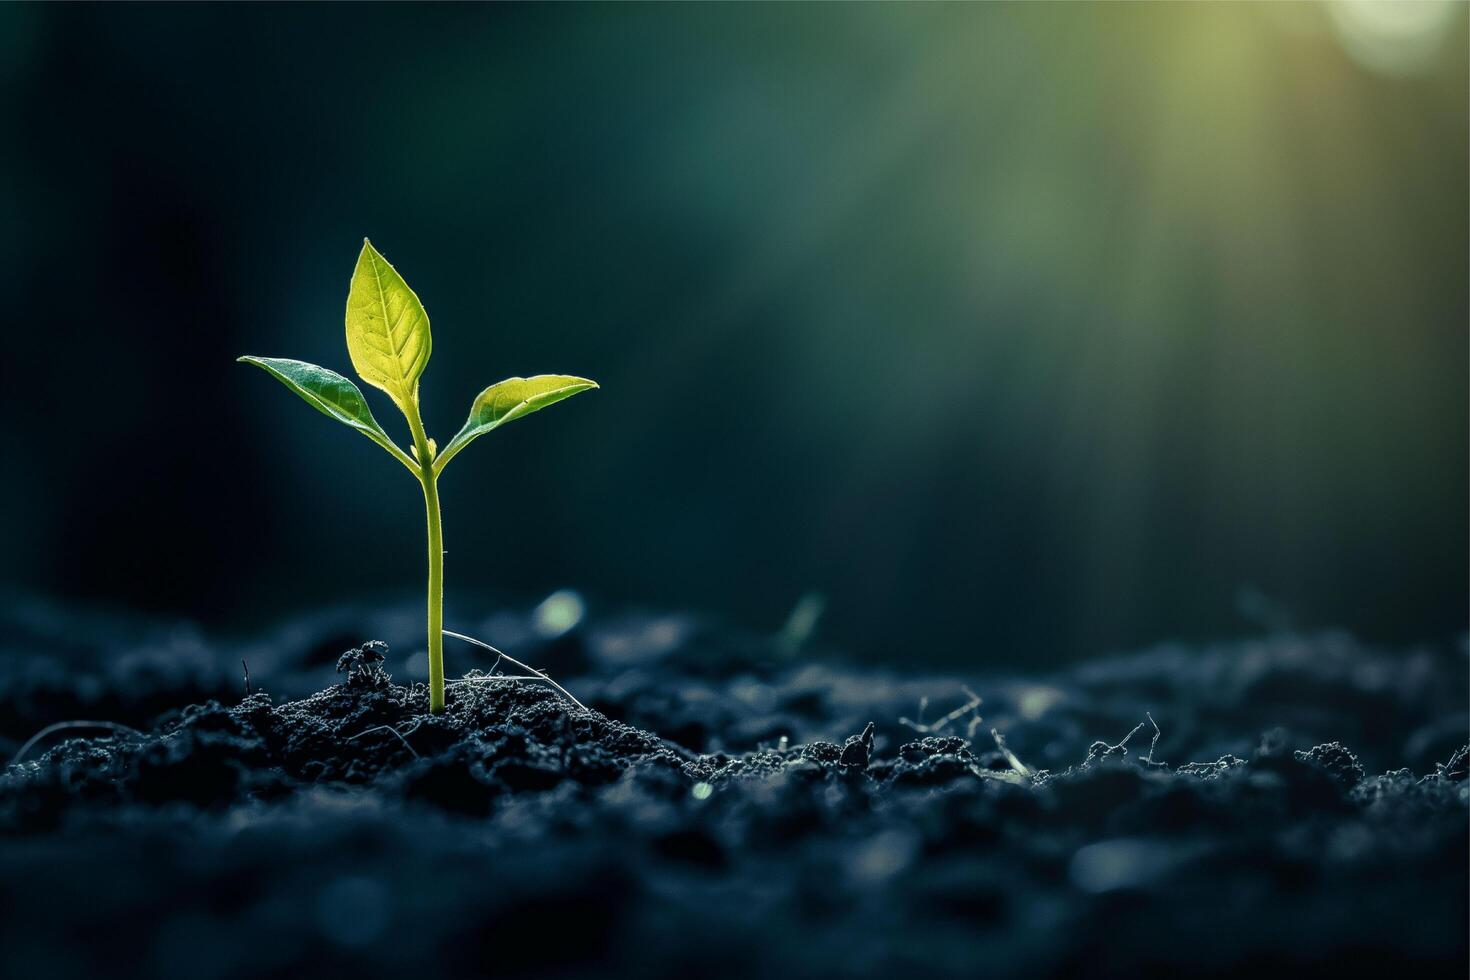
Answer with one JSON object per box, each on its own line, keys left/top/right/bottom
{"left": 239, "top": 240, "right": 597, "bottom": 714}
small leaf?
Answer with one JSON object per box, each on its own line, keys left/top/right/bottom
{"left": 435, "top": 375, "right": 598, "bottom": 473}
{"left": 345, "top": 239, "right": 432, "bottom": 415}
{"left": 238, "top": 356, "right": 414, "bottom": 469}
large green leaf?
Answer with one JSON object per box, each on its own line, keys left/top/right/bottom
{"left": 435, "top": 375, "right": 598, "bottom": 474}
{"left": 238, "top": 356, "right": 415, "bottom": 469}
{"left": 345, "top": 239, "right": 432, "bottom": 416}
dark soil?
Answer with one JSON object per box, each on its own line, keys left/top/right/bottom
{"left": 1, "top": 597, "right": 1466, "bottom": 979}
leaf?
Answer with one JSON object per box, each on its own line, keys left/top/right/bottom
{"left": 435, "top": 375, "right": 598, "bottom": 473}
{"left": 238, "top": 356, "right": 415, "bottom": 469}
{"left": 344, "top": 239, "right": 432, "bottom": 415}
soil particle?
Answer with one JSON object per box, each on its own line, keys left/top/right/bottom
{"left": 336, "top": 640, "right": 391, "bottom": 692}
{"left": 1435, "top": 743, "right": 1468, "bottom": 782}
{"left": 1293, "top": 740, "right": 1366, "bottom": 787}
{"left": 1176, "top": 754, "right": 1247, "bottom": 779}
{"left": 840, "top": 721, "right": 876, "bottom": 768}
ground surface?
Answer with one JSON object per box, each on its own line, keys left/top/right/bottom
{"left": 1, "top": 595, "right": 1466, "bottom": 979}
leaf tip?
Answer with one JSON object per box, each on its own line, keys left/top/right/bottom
{"left": 358, "top": 237, "right": 384, "bottom": 262}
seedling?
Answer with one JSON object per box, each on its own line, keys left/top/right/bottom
{"left": 240, "top": 240, "right": 597, "bottom": 713}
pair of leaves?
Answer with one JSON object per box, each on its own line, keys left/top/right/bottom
{"left": 240, "top": 240, "right": 596, "bottom": 476}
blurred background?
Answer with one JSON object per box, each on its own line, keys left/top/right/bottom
{"left": 1, "top": 2, "right": 1465, "bottom": 670}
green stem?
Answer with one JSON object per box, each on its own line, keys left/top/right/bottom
{"left": 420, "top": 468, "right": 445, "bottom": 713}
{"left": 405, "top": 401, "right": 446, "bottom": 714}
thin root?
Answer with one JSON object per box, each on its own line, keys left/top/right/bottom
{"left": 966, "top": 713, "right": 984, "bottom": 740}
{"left": 9, "top": 720, "right": 143, "bottom": 766}
{"left": 991, "top": 728, "right": 1032, "bottom": 777}
{"left": 348, "top": 719, "right": 424, "bottom": 759}
{"left": 442, "top": 629, "right": 588, "bottom": 712}
{"left": 1116, "top": 720, "right": 1147, "bottom": 750}
{"left": 900, "top": 686, "right": 983, "bottom": 735}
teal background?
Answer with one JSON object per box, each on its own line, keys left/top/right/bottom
{"left": 1, "top": 3, "right": 1465, "bottom": 665}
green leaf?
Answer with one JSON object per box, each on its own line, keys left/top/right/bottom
{"left": 435, "top": 375, "right": 598, "bottom": 474}
{"left": 238, "top": 356, "right": 416, "bottom": 470}
{"left": 345, "top": 239, "right": 432, "bottom": 416}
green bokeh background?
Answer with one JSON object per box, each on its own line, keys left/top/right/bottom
{"left": 2, "top": 3, "right": 1465, "bottom": 666}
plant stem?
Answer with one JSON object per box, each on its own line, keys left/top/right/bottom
{"left": 405, "top": 401, "right": 446, "bottom": 714}
{"left": 420, "top": 467, "right": 445, "bottom": 713}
